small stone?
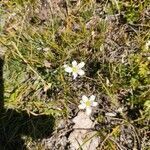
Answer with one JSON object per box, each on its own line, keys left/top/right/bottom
{"left": 68, "top": 112, "right": 100, "bottom": 150}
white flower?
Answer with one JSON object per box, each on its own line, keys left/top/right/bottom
{"left": 64, "top": 60, "right": 85, "bottom": 79}
{"left": 78, "top": 95, "right": 98, "bottom": 115}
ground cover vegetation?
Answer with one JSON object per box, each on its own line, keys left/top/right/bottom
{"left": 0, "top": 0, "right": 150, "bottom": 149}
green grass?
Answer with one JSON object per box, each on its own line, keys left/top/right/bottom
{"left": 0, "top": 0, "right": 150, "bottom": 149}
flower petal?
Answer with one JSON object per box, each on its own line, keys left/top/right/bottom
{"left": 78, "top": 69, "right": 85, "bottom": 76}
{"left": 72, "top": 60, "right": 77, "bottom": 67}
{"left": 73, "top": 73, "right": 78, "bottom": 79}
{"left": 89, "top": 95, "right": 96, "bottom": 101}
{"left": 92, "top": 101, "right": 98, "bottom": 107}
{"left": 65, "top": 66, "right": 72, "bottom": 73}
{"left": 78, "top": 62, "right": 85, "bottom": 68}
{"left": 86, "top": 107, "right": 92, "bottom": 115}
{"left": 82, "top": 95, "right": 88, "bottom": 102}
{"left": 78, "top": 103, "right": 86, "bottom": 109}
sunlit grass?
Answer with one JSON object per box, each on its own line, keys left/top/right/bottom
{"left": 0, "top": 0, "right": 150, "bottom": 149}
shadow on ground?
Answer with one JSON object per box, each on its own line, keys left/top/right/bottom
{"left": 0, "top": 58, "right": 55, "bottom": 150}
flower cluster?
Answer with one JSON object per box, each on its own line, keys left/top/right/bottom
{"left": 64, "top": 60, "right": 98, "bottom": 115}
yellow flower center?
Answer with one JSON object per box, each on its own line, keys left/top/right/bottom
{"left": 72, "top": 67, "right": 78, "bottom": 73}
{"left": 85, "top": 100, "right": 91, "bottom": 107}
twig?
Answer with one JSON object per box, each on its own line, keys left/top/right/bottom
{"left": 99, "top": 125, "right": 120, "bottom": 150}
